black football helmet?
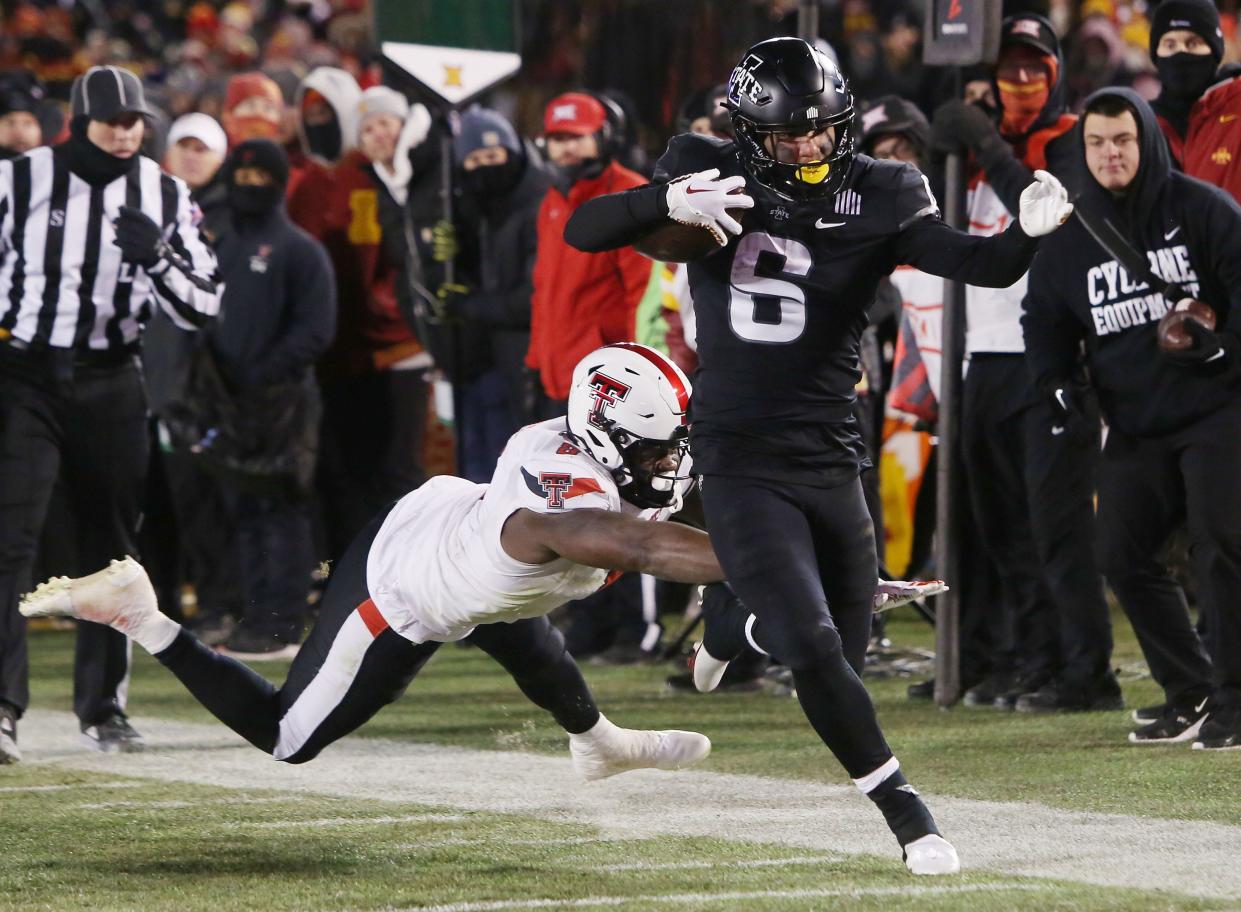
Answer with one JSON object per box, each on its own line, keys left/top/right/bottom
{"left": 725, "top": 37, "right": 856, "bottom": 201}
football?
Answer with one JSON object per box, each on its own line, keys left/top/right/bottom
{"left": 633, "top": 189, "right": 750, "bottom": 263}
{"left": 1157, "top": 298, "right": 1216, "bottom": 351}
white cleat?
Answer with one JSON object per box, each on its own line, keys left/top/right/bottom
{"left": 569, "top": 716, "right": 711, "bottom": 781}
{"left": 689, "top": 642, "right": 731, "bottom": 693}
{"left": 20, "top": 557, "right": 159, "bottom": 637}
{"left": 874, "top": 579, "right": 949, "bottom": 612}
{"left": 904, "top": 834, "right": 961, "bottom": 876}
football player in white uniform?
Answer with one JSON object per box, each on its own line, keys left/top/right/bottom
{"left": 22, "top": 343, "right": 717, "bottom": 778}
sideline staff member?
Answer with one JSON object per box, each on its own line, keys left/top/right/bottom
{"left": 0, "top": 66, "right": 220, "bottom": 763}
{"left": 1024, "top": 88, "right": 1241, "bottom": 750}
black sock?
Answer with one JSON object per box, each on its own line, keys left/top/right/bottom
{"left": 866, "top": 769, "right": 940, "bottom": 847}
{"left": 702, "top": 582, "right": 763, "bottom": 659}
{"left": 156, "top": 629, "right": 282, "bottom": 753}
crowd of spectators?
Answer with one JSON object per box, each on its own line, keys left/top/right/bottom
{"left": 5, "top": 0, "right": 1239, "bottom": 742}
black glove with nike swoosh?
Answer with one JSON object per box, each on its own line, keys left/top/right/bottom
{"left": 1043, "top": 380, "right": 1096, "bottom": 446}
{"left": 1162, "top": 318, "right": 1240, "bottom": 369}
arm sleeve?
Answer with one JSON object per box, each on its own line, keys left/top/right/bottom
{"left": 564, "top": 133, "right": 724, "bottom": 253}
{"left": 1021, "top": 247, "right": 1083, "bottom": 390}
{"left": 895, "top": 215, "right": 1039, "bottom": 287}
{"left": 251, "top": 237, "right": 338, "bottom": 386}
{"left": 147, "top": 179, "right": 221, "bottom": 330}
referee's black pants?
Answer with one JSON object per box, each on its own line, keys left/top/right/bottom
{"left": 0, "top": 344, "right": 148, "bottom": 725}
{"left": 1097, "top": 400, "right": 1241, "bottom": 710}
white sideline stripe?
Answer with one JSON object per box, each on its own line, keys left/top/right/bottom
{"left": 18, "top": 710, "right": 1241, "bottom": 900}
{"left": 274, "top": 610, "right": 372, "bottom": 761}
{"left": 399, "top": 882, "right": 1056, "bottom": 912}
{"left": 0, "top": 780, "right": 144, "bottom": 794}
{"left": 597, "top": 855, "right": 834, "bottom": 873}
{"left": 75, "top": 796, "right": 296, "bottom": 810}
{"left": 242, "top": 814, "right": 466, "bottom": 830}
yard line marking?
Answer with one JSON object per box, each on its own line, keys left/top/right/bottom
{"left": 0, "top": 780, "right": 144, "bottom": 794}
{"left": 396, "top": 836, "right": 614, "bottom": 851}
{"left": 242, "top": 813, "right": 466, "bottom": 830}
{"left": 397, "top": 881, "right": 1057, "bottom": 912}
{"left": 76, "top": 796, "right": 296, "bottom": 810}
{"left": 597, "top": 855, "right": 835, "bottom": 872}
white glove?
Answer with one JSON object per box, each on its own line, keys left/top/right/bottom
{"left": 873, "top": 579, "right": 949, "bottom": 612}
{"left": 1018, "top": 169, "right": 1073, "bottom": 237}
{"left": 664, "top": 168, "right": 755, "bottom": 246}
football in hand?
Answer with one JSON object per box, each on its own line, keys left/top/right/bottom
{"left": 633, "top": 189, "right": 749, "bottom": 263}
{"left": 1157, "top": 298, "right": 1216, "bottom": 352}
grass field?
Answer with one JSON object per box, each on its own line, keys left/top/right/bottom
{"left": 4, "top": 607, "right": 1240, "bottom": 911}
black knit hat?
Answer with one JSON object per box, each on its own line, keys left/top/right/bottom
{"left": 1150, "top": 0, "right": 1225, "bottom": 61}
{"left": 229, "top": 139, "right": 289, "bottom": 188}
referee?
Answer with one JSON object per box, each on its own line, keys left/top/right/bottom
{"left": 0, "top": 66, "right": 220, "bottom": 763}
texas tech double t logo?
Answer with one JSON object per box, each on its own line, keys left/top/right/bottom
{"left": 587, "top": 371, "right": 632, "bottom": 430}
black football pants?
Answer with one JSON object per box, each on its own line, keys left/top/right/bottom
{"left": 0, "top": 346, "right": 146, "bottom": 725}
{"left": 1096, "top": 400, "right": 1241, "bottom": 710}
{"left": 155, "top": 504, "right": 601, "bottom": 762}
{"left": 700, "top": 473, "right": 893, "bottom": 779}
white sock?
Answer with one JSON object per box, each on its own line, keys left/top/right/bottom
{"left": 130, "top": 613, "right": 182, "bottom": 655}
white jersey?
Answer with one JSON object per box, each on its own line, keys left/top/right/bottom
{"left": 366, "top": 419, "right": 687, "bottom": 644}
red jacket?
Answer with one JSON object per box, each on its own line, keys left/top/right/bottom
{"left": 526, "top": 160, "right": 653, "bottom": 400}
{"left": 1158, "top": 76, "right": 1241, "bottom": 205}
{"left": 288, "top": 149, "right": 423, "bottom": 378}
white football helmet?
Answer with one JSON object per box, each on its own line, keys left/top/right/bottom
{"left": 565, "top": 343, "right": 693, "bottom": 509}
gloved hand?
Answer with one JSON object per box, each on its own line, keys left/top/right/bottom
{"left": 664, "top": 167, "right": 754, "bottom": 247}
{"left": 113, "top": 205, "right": 166, "bottom": 268}
{"left": 1163, "top": 317, "right": 1239, "bottom": 368}
{"left": 1019, "top": 170, "right": 1073, "bottom": 237}
{"left": 430, "top": 282, "right": 469, "bottom": 324}
{"left": 930, "top": 99, "right": 1005, "bottom": 157}
{"left": 873, "top": 579, "right": 948, "bottom": 611}
{"left": 1044, "top": 380, "right": 1096, "bottom": 445}
{"left": 431, "top": 219, "right": 458, "bottom": 263}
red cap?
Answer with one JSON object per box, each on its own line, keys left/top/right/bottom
{"left": 543, "top": 92, "right": 606, "bottom": 137}
{"left": 224, "top": 72, "right": 283, "bottom": 114}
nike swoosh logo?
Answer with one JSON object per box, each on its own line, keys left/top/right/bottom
{"left": 1205, "top": 349, "right": 1226, "bottom": 363}
{"left": 815, "top": 219, "right": 846, "bottom": 229}
{"left": 1196, "top": 697, "right": 1211, "bottom": 713}
{"left": 685, "top": 185, "right": 714, "bottom": 194}
{"left": 1051, "top": 426, "right": 1066, "bottom": 436}
{"left": 1164, "top": 226, "right": 1181, "bottom": 241}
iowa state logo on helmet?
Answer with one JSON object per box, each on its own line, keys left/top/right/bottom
{"left": 586, "top": 371, "right": 631, "bottom": 430}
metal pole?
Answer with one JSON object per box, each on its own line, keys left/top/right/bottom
{"left": 797, "top": 0, "right": 819, "bottom": 41}
{"left": 440, "top": 129, "right": 468, "bottom": 478}
{"left": 934, "top": 148, "right": 967, "bottom": 708}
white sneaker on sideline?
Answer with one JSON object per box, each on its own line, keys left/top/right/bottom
{"left": 20, "top": 557, "right": 159, "bottom": 637}
{"left": 690, "top": 643, "right": 730, "bottom": 693}
{"left": 570, "top": 717, "right": 711, "bottom": 781}
{"left": 904, "top": 834, "right": 960, "bottom": 875}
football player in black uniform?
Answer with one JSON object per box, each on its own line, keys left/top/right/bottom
{"left": 565, "top": 38, "right": 1073, "bottom": 875}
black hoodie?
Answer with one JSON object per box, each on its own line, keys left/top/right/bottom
{"left": 1023, "top": 88, "right": 1241, "bottom": 437}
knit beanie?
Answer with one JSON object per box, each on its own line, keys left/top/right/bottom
{"left": 1150, "top": 0, "right": 1224, "bottom": 61}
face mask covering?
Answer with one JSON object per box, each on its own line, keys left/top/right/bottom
{"left": 304, "top": 120, "right": 342, "bottom": 163}
{"left": 229, "top": 182, "right": 283, "bottom": 215}
{"left": 227, "top": 115, "right": 280, "bottom": 146}
{"left": 999, "top": 75, "right": 1050, "bottom": 136}
{"left": 1156, "top": 53, "right": 1219, "bottom": 105}
{"left": 460, "top": 158, "right": 524, "bottom": 200}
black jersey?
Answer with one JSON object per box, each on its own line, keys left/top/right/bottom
{"left": 566, "top": 132, "right": 1040, "bottom": 485}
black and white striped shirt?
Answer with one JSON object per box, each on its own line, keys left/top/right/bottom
{"left": 0, "top": 146, "right": 220, "bottom": 350}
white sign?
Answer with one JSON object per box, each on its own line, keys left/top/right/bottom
{"left": 382, "top": 42, "right": 522, "bottom": 106}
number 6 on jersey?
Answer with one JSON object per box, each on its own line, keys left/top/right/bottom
{"left": 728, "top": 232, "right": 813, "bottom": 343}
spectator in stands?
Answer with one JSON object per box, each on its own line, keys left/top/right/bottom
{"left": 203, "top": 140, "right": 336, "bottom": 659}
{"left": 931, "top": 14, "right": 1120, "bottom": 713}
{"left": 1148, "top": 0, "right": 1241, "bottom": 205}
{"left": 311, "top": 85, "right": 431, "bottom": 560}
{"left": 220, "top": 72, "right": 284, "bottom": 148}
{"left": 287, "top": 66, "right": 361, "bottom": 232}
{"left": 439, "top": 107, "right": 551, "bottom": 480}
{"left": 526, "top": 92, "right": 651, "bottom": 416}
{"left": 0, "top": 76, "right": 44, "bottom": 157}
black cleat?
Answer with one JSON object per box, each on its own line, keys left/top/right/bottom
{"left": 1192, "top": 705, "right": 1241, "bottom": 751}
{"left": 1129, "top": 697, "right": 1212, "bottom": 744}
{"left": 1015, "top": 675, "right": 1124, "bottom": 713}
{"left": 1131, "top": 702, "right": 1168, "bottom": 725}
{"left": 80, "top": 712, "right": 144, "bottom": 754}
